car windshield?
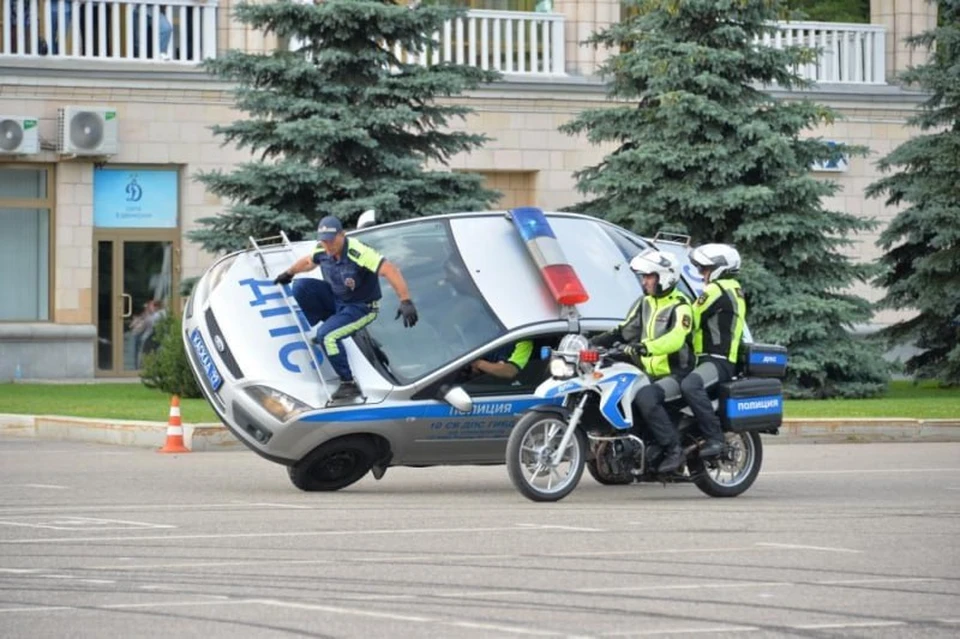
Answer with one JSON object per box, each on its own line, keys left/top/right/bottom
{"left": 355, "top": 219, "right": 504, "bottom": 384}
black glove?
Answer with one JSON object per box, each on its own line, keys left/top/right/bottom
{"left": 624, "top": 343, "right": 648, "bottom": 359}
{"left": 396, "top": 299, "right": 418, "bottom": 328}
{"left": 273, "top": 271, "right": 293, "bottom": 286}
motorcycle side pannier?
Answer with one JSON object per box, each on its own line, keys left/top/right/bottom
{"left": 739, "top": 342, "right": 788, "bottom": 379}
{"left": 718, "top": 378, "right": 783, "bottom": 433}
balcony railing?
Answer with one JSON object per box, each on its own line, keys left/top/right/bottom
{"left": 291, "top": 9, "right": 566, "bottom": 77}
{"left": 0, "top": 5, "right": 885, "bottom": 85}
{"left": 764, "top": 21, "right": 886, "bottom": 84}
{"left": 0, "top": 0, "right": 217, "bottom": 62}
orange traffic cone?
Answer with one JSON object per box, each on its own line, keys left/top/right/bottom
{"left": 158, "top": 394, "right": 190, "bottom": 454}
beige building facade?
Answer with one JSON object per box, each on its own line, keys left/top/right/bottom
{"left": 0, "top": 0, "right": 936, "bottom": 379}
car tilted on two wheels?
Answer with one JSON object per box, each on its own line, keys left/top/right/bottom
{"left": 184, "top": 208, "right": 786, "bottom": 498}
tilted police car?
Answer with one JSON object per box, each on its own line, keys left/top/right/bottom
{"left": 183, "top": 208, "right": 784, "bottom": 492}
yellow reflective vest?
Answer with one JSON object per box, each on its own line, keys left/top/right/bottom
{"left": 692, "top": 278, "right": 746, "bottom": 363}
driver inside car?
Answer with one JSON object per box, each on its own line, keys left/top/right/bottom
{"left": 589, "top": 248, "right": 694, "bottom": 474}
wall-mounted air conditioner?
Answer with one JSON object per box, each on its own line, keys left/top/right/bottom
{"left": 0, "top": 116, "right": 40, "bottom": 155}
{"left": 58, "top": 106, "right": 119, "bottom": 156}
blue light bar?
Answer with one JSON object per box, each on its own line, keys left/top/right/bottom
{"left": 511, "top": 207, "right": 557, "bottom": 242}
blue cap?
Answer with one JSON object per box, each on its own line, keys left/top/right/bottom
{"left": 316, "top": 216, "right": 344, "bottom": 241}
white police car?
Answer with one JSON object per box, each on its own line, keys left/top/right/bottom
{"left": 183, "top": 208, "right": 780, "bottom": 491}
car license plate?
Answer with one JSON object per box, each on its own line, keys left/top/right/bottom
{"left": 190, "top": 328, "right": 223, "bottom": 391}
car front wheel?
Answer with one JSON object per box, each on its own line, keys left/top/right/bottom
{"left": 288, "top": 436, "right": 377, "bottom": 492}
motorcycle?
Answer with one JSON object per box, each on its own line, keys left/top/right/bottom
{"left": 505, "top": 334, "right": 786, "bottom": 502}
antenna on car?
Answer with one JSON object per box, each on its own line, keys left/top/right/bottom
{"left": 652, "top": 230, "right": 692, "bottom": 247}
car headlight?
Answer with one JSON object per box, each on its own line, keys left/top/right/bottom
{"left": 549, "top": 357, "right": 575, "bottom": 379}
{"left": 245, "top": 385, "right": 311, "bottom": 422}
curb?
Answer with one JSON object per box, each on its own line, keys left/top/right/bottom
{"left": 2, "top": 414, "right": 959, "bottom": 451}
{"left": 0, "top": 414, "right": 241, "bottom": 452}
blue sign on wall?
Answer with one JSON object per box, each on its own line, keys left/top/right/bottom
{"left": 93, "top": 168, "right": 178, "bottom": 228}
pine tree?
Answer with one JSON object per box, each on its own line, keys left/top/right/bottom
{"left": 865, "top": 0, "right": 960, "bottom": 386}
{"left": 191, "top": 0, "right": 500, "bottom": 254}
{"left": 561, "top": 0, "right": 888, "bottom": 398}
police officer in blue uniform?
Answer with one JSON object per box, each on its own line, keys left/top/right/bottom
{"left": 274, "top": 216, "right": 418, "bottom": 401}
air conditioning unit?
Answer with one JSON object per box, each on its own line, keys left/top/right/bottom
{"left": 0, "top": 116, "right": 40, "bottom": 155}
{"left": 58, "top": 106, "right": 118, "bottom": 156}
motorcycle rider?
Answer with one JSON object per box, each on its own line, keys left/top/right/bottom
{"left": 590, "top": 248, "right": 694, "bottom": 474}
{"left": 680, "top": 243, "right": 746, "bottom": 458}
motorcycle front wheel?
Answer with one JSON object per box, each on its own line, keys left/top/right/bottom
{"left": 506, "top": 411, "right": 587, "bottom": 502}
{"left": 692, "top": 431, "right": 763, "bottom": 498}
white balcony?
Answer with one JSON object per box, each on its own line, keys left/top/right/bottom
{"left": 765, "top": 21, "right": 886, "bottom": 84}
{"left": 0, "top": 0, "right": 218, "bottom": 63}
{"left": 291, "top": 9, "right": 567, "bottom": 78}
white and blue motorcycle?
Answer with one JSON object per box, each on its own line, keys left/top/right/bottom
{"left": 506, "top": 334, "right": 787, "bottom": 502}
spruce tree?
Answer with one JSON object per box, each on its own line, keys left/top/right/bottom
{"left": 865, "top": 0, "right": 960, "bottom": 386}
{"left": 192, "top": 0, "right": 500, "bottom": 254}
{"left": 561, "top": 0, "right": 887, "bottom": 398}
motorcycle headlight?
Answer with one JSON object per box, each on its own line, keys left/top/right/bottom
{"left": 549, "top": 357, "right": 575, "bottom": 379}
{"left": 245, "top": 385, "right": 311, "bottom": 423}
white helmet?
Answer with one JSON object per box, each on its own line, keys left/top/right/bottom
{"left": 689, "top": 243, "right": 741, "bottom": 280}
{"left": 629, "top": 248, "right": 680, "bottom": 295}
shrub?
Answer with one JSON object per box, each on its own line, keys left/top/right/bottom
{"left": 140, "top": 313, "right": 202, "bottom": 399}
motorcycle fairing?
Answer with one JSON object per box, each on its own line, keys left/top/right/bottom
{"left": 596, "top": 365, "right": 646, "bottom": 430}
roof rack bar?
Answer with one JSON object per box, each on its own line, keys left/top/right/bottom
{"left": 247, "top": 232, "right": 330, "bottom": 396}
{"left": 652, "top": 231, "right": 692, "bottom": 247}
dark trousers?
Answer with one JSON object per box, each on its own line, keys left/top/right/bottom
{"left": 633, "top": 375, "right": 683, "bottom": 447}
{"left": 291, "top": 279, "right": 378, "bottom": 381}
{"left": 680, "top": 356, "right": 736, "bottom": 443}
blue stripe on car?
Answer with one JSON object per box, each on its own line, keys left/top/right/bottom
{"left": 300, "top": 397, "right": 562, "bottom": 423}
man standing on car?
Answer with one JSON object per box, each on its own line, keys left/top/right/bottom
{"left": 680, "top": 243, "right": 745, "bottom": 458}
{"left": 273, "top": 216, "right": 419, "bottom": 402}
{"left": 590, "top": 248, "right": 694, "bottom": 474}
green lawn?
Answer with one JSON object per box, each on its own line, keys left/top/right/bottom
{"left": 0, "top": 383, "right": 219, "bottom": 423}
{"left": 0, "top": 380, "right": 957, "bottom": 422}
{"left": 783, "top": 380, "right": 960, "bottom": 419}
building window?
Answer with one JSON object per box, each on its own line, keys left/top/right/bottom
{"left": 0, "top": 166, "right": 54, "bottom": 321}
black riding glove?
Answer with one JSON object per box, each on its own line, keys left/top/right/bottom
{"left": 624, "top": 343, "right": 648, "bottom": 360}
{"left": 273, "top": 271, "right": 294, "bottom": 286}
{"left": 396, "top": 299, "right": 418, "bottom": 328}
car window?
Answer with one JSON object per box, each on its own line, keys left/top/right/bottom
{"left": 411, "top": 333, "right": 562, "bottom": 401}
{"left": 354, "top": 219, "right": 504, "bottom": 384}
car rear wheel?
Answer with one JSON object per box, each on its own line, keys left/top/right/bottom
{"left": 288, "top": 436, "right": 377, "bottom": 492}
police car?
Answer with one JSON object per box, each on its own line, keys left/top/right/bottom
{"left": 183, "top": 208, "right": 772, "bottom": 491}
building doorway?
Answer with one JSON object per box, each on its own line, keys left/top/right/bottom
{"left": 93, "top": 231, "right": 179, "bottom": 376}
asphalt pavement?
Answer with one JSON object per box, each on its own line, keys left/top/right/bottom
{"left": 1, "top": 436, "right": 959, "bottom": 638}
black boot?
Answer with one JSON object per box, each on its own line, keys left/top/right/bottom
{"left": 700, "top": 437, "right": 725, "bottom": 458}
{"left": 657, "top": 444, "right": 684, "bottom": 474}
{"left": 330, "top": 380, "right": 361, "bottom": 402}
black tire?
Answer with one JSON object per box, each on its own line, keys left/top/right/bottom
{"left": 692, "top": 431, "right": 763, "bottom": 498}
{"left": 288, "top": 436, "right": 377, "bottom": 492}
{"left": 507, "top": 411, "right": 587, "bottom": 502}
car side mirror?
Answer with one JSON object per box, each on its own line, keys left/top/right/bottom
{"left": 441, "top": 385, "right": 473, "bottom": 413}
{"left": 357, "top": 209, "right": 377, "bottom": 230}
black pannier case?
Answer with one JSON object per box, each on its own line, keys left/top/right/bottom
{"left": 718, "top": 378, "right": 783, "bottom": 433}
{"left": 739, "top": 342, "right": 788, "bottom": 379}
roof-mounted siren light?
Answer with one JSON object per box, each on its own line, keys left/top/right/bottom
{"left": 508, "top": 207, "right": 589, "bottom": 306}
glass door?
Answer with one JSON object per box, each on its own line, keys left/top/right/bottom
{"left": 95, "top": 232, "right": 179, "bottom": 376}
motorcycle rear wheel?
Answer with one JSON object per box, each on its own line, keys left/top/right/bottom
{"left": 507, "top": 411, "right": 587, "bottom": 502}
{"left": 692, "top": 431, "right": 763, "bottom": 498}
